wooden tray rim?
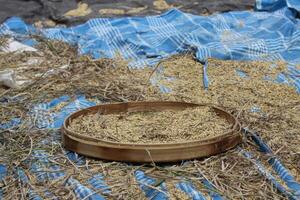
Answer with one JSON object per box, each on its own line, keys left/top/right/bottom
{"left": 62, "top": 101, "right": 242, "bottom": 148}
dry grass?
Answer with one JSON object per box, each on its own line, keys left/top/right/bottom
{"left": 0, "top": 37, "right": 299, "bottom": 199}
{"left": 165, "top": 181, "right": 190, "bottom": 200}
{"left": 154, "top": 55, "right": 300, "bottom": 178}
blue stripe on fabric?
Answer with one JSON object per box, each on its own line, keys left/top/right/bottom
{"left": 31, "top": 95, "right": 97, "bottom": 129}
{"left": 15, "top": 167, "right": 29, "bottom": 183}
{"left": 66, "top": 151, "right": 86, "bottom": 166}
{"left": 30, "top": 150, "right": 65, "bottom": 182}
{"left": 176, "top": 182, "right": 206, "bottom": 200}
{"left": 202, "top": 61, "right": 209, "bottom": 90}
{"left": 239, "top": 148, "right": 297, "bottom": 200}
{"left": 14, "top": 168, "right": 43, "bottom": 200}
{"left": 65, "top": 178, "right": 105, "bottom": 200}
{"left": 88, "top": 174, "right": 111, "bottom": 194}
{"left": 27, "top": 150, "right": 62, "bottom": 199}
{"left": 135, "top": 170, "right": 168, "bottom": 200}
{"left": 200, "top": 178, "right": 223, "bottom": 200}
{"left": 0, "top": 165, "right": 6, "bottom": 181}
{"left": 0, "top": 164, "right": 7, "bottom": 200}
{"left": 235, "top": 69, "right": 248, "bottom": 78}
{"left": 0, "top": 118, "right": 21, "bottom": 130}
{"left": 159, "top": 85, "right": 172, "bottom": 93}
{"left": 52, "top": 96, "right": 96, "bottom": 128}
{"left": 243, "top": 128, "right": 300, "bottom": 197}
{"left": 27, "top": 190, "right": 43, "bottom": 200}
{"left": 256, "top": 0, "right": 300, "bottom": 13}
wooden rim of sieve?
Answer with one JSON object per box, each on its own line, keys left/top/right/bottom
{"left": 62, "top": 101, "right": 242, "bottom": 162}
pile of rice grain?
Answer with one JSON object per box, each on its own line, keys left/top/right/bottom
{"left": 69, "top": 106, "right": 232, "bottom": 143}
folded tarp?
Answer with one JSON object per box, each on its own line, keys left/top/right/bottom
{"left": 256, "top": 0, "right": 300, "bottom": 12}
{"left": 1, "top": 0, "right": 300, "bottom": 69}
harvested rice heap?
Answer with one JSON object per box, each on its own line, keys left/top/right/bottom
{"left": 155, "top": 55, "right": 299, "bottom": 165}
{"left": 69, "top": 107, "right": 232, "bottom": 143}
{"left": 155, "top": 55, "right": 300, "bottom": 192}
{"left": 1, "top": 37, "right": 299, "bottom": 199}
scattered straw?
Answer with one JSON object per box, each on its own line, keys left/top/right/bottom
{"left": 1, "top": 36, "right": 299, "bottom": 199}
{"left": 165, "top": 181, "right": 190, "bottom": 200}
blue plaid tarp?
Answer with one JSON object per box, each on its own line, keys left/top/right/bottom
{"left": 0, "top": 0, "right": 300, "bottom": 199}
{"left": 31, "top": 95, "right": 97, "bottom": 129}
{"left": 1, "top": 0, "right": 299, "bottom": 92}
{"left": 256, "top": 0, "right": 300, "bottom": 12}
{"left": 0, "top": 0, "right": 300, "bottom": 68}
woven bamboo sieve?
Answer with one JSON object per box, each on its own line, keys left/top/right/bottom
{"left": 62, "top": 101, "right": 242, "bottom": 162}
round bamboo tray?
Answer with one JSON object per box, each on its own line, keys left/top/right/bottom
{"left": 62, "top": 101, "right": 242, "bottom": 162}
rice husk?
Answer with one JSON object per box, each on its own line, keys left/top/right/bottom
{"left": 68, "top": 106, "right": 231, "bottom": 143}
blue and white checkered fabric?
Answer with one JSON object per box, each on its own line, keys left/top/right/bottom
{"left": 65, "top": 177, "right": 105, "bottom": 200}
{"left": 88, "top": 174, "right": 111, "bottom": 194}
{"left": 176, "top": 182, "right": 206, "bottom": 200}
{"left": 0, "top": 1, "right": 300, "bottom": 69}
{"left": 0, "top": 165, "right": 6, "bottom": 199}
{"left": 30, "top": 150, "right": 65, "bottom": 182}
{"left": 2, "top": 1, "right": 299, "bottom": 91}
{"left": 27, "top": 190, "right": 43, "bottom": 200}
{"left": 30, "top": 95, "right": 70, "bottom": 129}
{"left": 135, "top": 170, "right": 168, "bottom": 200}
{"left": 14, "top": 167, "right": 43, "bottom": 200}
{"left": 256, "top": 0, "right": 300, "bottom": 12}
{"left": 29, "top": 149, "right": 110, "bottom": 199}
{"left": 0, "top": 118, "right": 21, "bottom": 130}
{"left": 66, "top": 151, "right": 87, "bottom": 166}
{"left": 239, "top": 148, "right": 298, "bottom": 199}
{"left": 243, "top": 129, "right": 300, "bottom": 197}
{"left": 15, "top": 167, "right": 29, "bottom": 183}
{"left": 31, "top": 95, "right": 96, "bottom": 129}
